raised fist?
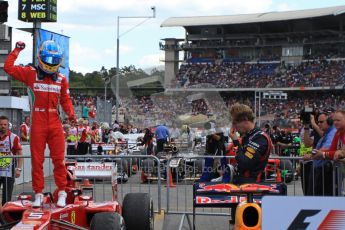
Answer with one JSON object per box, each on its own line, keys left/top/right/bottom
{"left": 15, "top": 41, "right": 26, "bottom": 50}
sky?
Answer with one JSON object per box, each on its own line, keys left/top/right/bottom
{"left": 6, "top": 0, "right": 344, "bottom": 74}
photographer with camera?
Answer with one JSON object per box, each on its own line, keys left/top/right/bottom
{"left": 302, "top": 113, "right": 336, "bottom": 195}
{"left": 300, "top": 107, "right": 321, "bottom": 148}
{"left": 198, "top": 121, "right": 227, "bottom": 182}
{"left": 276, "top": 129, "right": 294, "bottom": 156}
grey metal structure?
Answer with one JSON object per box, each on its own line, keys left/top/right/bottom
{"left": 0, "top": 24, "right": 11, "bottom": 95}
{"left": 115, "top": 7, "right": 156, "bottom": 121}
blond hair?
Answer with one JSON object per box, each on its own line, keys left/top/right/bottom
{"left": 335, "top": 109, "right": 345, "bottom": 115}
{"left": 230, "top": 103, "right": 255, "bottom": 122}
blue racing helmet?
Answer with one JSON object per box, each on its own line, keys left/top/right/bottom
{"left": 38, "top": 40, "right": 63, "bottom": 75}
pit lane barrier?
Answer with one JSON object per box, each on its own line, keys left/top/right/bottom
{"left": 164, "top": 154, "right": 345, "bottom": 230}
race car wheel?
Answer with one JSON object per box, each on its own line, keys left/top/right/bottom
{"left": 122, "top": 193, "right": 154, "bottom": 230}
{"left": 90, "top": 212, "right": 125, "bottom": 230}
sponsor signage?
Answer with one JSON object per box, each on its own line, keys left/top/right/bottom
{"left": 91, "top": 144, "right": 115, "bottom": 151}
{"left": 196, "top": 195, "right": 261, "bottom": 205}
{"left": 18, "top": 0, "right": 57, "bottom": 22}
{"left": 33, "top": 83, "right": 61, "bottom": 93}
{"left": 75, "top": 162, "right": 115, "bottom": 180}
{"left": 262, "top": 196, "right": 345, "bottom": 230}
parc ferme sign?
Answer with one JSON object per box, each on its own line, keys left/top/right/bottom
{"left": 262, "top": 196, "right": 345, "bottom": 230}
{"left": 18, "top": 0, "right": 57, "bottom": 22}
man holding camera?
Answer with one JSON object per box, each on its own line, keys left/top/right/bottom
{"left": 302, "top": 113, "right": 336, "bottom": 195}
{"left": 199, "top": 122, "right": 227, "bottom": 182}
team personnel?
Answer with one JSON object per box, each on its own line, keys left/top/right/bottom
{"left": 0, "top": 116, "right": 23, "bottom": 204}
{"left": 4, "top": 41, "right": 76, "bottom": 207}
{"left": 66, "top": 121, "right": 78, "bottom": 155}
{"left": 155, "top": 124, "right": 170, "bottom": 153}
{"left": 229, "top": 103, "right": 273, "bottom": 184}
{"left": 77, "top": 119, "right": 91, "bottom": 155}
{"left": 19, "top": 116, "right": 30, "bottom": 142}
{"left": 199, "top": 122, "right": 227, "bottom": 182}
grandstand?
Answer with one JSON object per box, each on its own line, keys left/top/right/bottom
{"left": 158, "top": 5, "right": 345, "bottom": 125}
{"left": 160, "top": 5, "right": 345, "bottom": 90}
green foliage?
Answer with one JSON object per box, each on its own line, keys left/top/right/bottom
{"left": 69, "top": 65, "right": 159, "bottom": 89}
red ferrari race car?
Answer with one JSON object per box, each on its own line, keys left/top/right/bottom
{"left": 0, "top": 162, "right": 154, "bottom": 230}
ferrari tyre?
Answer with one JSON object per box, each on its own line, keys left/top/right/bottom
{"left": 122, "top": 193, "right": 154, "bottom": 230}
{"left": 90, "top": 212, "right": 125, "bottom": 230}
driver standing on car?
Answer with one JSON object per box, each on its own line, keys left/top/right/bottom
{"left": 4, "top": 41, "right": 76, "bottom": 207}
{"left": 228, "top": 103, "right": 273, "bottom": 184}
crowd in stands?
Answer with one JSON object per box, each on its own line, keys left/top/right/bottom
{"left": 175, "top": 59, "right": 345, "bottom": 88}
{"left": 120, "top": 90, "right": 344, "bottom": 130}
{"left": 191, "top": 99, "right": 209, "bottom": 116}
{"left": 70, "top": 94, "right": 97, "bottom": 107}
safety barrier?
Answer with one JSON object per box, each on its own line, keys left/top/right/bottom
{"left": 1, "top": 153, "right": 344, "bottom": 229}
{"left": 164, "top": 154, "right": 345, "bottom": 229}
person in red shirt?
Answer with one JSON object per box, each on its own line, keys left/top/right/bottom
{"left": 0, "top": 116, "right": 23, "bottom": 205}
{"left": 19, "top": 116, "right": 30, "bottom": 142}
{"left": 77, "top": 119, "right": 91, "bottom": 155}
{"left": 88, "top": 104, "right": 96, "bottom": 124}
{"left": 4, "top": 41, "right": 76, "bottom": 207}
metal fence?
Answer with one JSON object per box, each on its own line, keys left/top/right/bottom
{"left": 1, "top": 153, "right": 345, "bottom": 229}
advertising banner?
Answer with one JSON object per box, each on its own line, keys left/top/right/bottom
{"left": 262, "top": 196, "right": 345, "bottom": 230}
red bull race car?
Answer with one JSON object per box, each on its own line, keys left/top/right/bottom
{"left": 193, "top": 182, "right": 287, "bottom": 229}
{"left": 0, "top": 162, "right": 154, "bottom": 230}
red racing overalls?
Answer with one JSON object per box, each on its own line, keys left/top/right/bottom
{"left": 4, "top": 48, "right": 75, "bottom": 193}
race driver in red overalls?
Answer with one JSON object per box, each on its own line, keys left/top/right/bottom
{"left": 4, "top": 41, "right": 76, "bottom": 207}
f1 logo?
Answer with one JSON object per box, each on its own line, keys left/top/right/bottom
{"left": 288, "top": 209, "right": 345, "bottom": 230}
{"left": 288, "top": 210, "right": 321, "bottom": 230}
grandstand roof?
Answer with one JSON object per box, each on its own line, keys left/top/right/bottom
{"left": 161, "top": 5, "right": 345, "bottom": 27}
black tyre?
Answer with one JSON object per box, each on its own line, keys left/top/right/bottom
{"left": 90, "top": 212, "right": 125, "bottom": 230}
{"left": 122, "top": 193, "right": 154, "bottom": 230}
